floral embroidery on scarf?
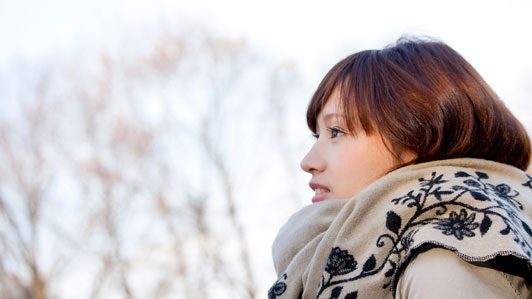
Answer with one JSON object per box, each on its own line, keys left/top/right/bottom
{"left": 325, "top": 247, "right": 358, "bottom": 276}
{"left": 268, "top": 273, "right": 287, "bottom": 299}
{"left": 433, "top": 209, "right": 479, "bottom": 240}
{"left": 316, "top": 247, "right": 364, "bottom": 298}
{"left": 524, "top": 174, "right": 532, "bottom": 190}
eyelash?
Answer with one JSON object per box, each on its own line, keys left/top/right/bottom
{"left": 312, "top": 127, "right": 345, "bottom": 139}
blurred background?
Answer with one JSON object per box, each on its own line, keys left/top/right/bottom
{"left": 0, "top": 0, "right": 531, "bottom": 298}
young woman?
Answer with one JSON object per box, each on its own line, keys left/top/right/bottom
{"left": 269, "top": 38, "right": 532, "bottom": 299}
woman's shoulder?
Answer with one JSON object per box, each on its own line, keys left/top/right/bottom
{"left": 396, "top": 247, "right": 532, "bottom": 299}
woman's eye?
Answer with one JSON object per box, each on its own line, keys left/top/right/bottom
{"left": 312, "top": 128, "right": 344, "bottom": 140}
{"left": 330, "top": 128, "right": 345, "bottom": 138}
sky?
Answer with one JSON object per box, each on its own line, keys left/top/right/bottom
{"left": 1, "top": 0, "right": 531, "bottom": 124}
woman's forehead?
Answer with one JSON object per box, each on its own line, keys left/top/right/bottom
{"left": 319, "top": 91, "right": 342, "bottom": 114}
{"left": 317, "top": 107, "right": 347, "bottom": 130}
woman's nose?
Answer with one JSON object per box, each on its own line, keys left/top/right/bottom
{"left": 300, "top": 144, "right": 325, "bottom": 174}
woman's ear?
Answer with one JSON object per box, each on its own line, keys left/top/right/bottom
{"left": 399, "top": 148, "right": 418, "bottom": 165}
{"left": 379, "top": 134, "right": 417, "bottom": 167}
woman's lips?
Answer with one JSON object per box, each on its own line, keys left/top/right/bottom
{"left": 309, "top": 182, "right": 330, "bottom": 203}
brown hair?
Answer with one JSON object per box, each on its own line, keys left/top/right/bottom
{"left": 307, "top": 38, "right": 531, "bottom": 170}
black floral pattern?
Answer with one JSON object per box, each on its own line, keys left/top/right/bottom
{"left": 433, "top": 209, "right": 479, "bottom": 240}
{"left": 315, "top": 248, "right": 359, "bottom": 298}
{"left": 523, "top": 174, "right": 532, "bottom": 190}
{"left": 325, "top": 247, "right": 358, "bottom": 276}
{"left": 268, "top": 273, "right": 287, "bottom": 299}
{"left": 400, "top": 229, "right": 418, "bottom": 250}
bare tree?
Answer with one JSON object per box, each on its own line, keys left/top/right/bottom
{"left": 0, "top": 22, "right": 304, "bottom": 299}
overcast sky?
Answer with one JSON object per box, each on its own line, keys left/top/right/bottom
{"left": 1, "top": 0, "right": 531, "bottom": 126}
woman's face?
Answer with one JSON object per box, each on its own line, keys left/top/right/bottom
{"left": 301, "top": 93, "right": 414, "bottom": 203}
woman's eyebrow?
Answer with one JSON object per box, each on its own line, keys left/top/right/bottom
{"left": 316, "top": 113, "right": 346, "bottom": 131}
{"left": 322, "top": 113, "right": 346, "bottom": 123}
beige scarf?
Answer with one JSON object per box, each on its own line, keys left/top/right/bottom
{"left": 269, "top": 158, "right": 532, "bottom": 299}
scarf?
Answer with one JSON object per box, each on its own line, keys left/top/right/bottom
{"left": 269, "top": 158, "right": 532, "bottom": 299}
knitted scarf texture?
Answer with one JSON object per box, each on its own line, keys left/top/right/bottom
{"left": 269, "top": 158, "right": 532, "bottom": 299}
